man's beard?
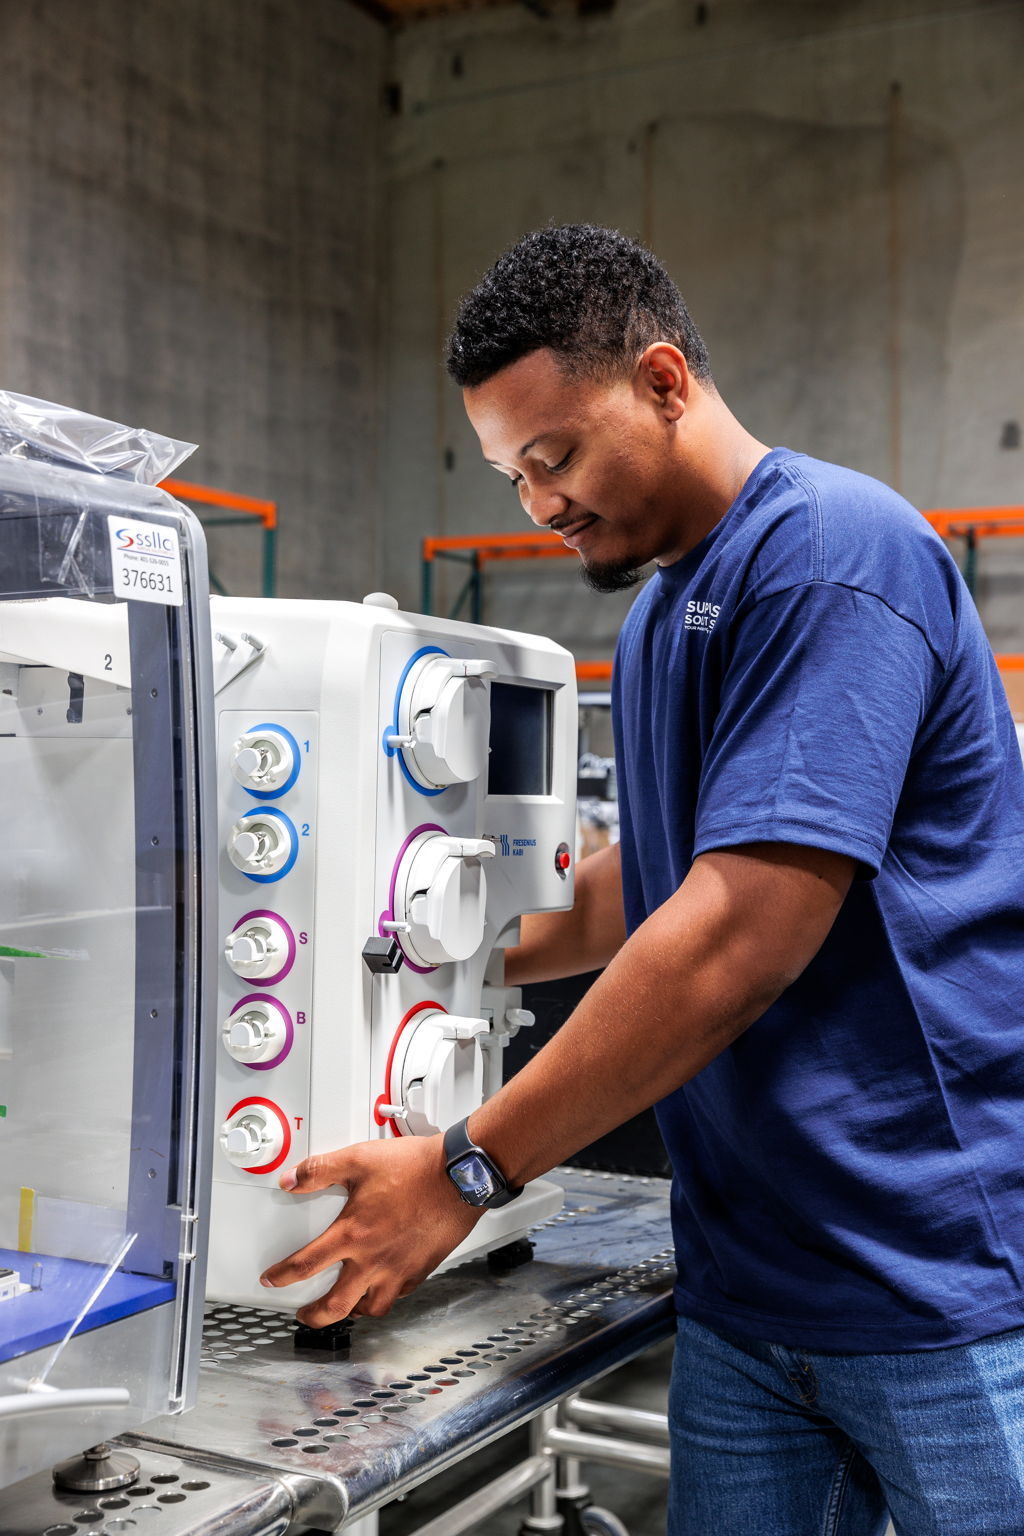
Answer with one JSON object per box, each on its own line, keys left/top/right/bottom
{"left": 578, "top": 557, "right": 648, "bottom": 595}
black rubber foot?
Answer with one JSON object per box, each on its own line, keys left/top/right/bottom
{"left": 293, "top": 1318, "right": 354, "bottom": 1355}
{"left": 487, "top": 1236, "right": 535, "bottom": 1273}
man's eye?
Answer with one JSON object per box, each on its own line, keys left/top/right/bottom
{"left": 509, "top": 474, "right": 524, "bottom": 490}
{"left": 546, "top": 452, "right": 573, "bottom": 473}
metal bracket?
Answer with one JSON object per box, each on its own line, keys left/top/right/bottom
{"left": 213, "top": 629, "right": 267, "bottom": 696}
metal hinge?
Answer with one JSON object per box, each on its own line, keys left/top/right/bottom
{"left": 178, "top": 1211, "right": 199, "bottom": 1264}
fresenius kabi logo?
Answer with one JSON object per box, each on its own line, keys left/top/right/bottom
{"left": 492, "top": 834, "right": 536, "bottom": 858}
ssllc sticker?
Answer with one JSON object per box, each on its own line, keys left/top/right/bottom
{"left": 108, "top": 516, "right": 184, "bottom": 607}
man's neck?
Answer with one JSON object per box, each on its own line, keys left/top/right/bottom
{"left": 660, "top": 408, "right": 771, "bottom": 565}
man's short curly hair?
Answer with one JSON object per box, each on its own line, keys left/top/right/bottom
{"left": 446, "top": 224, "right": 713, "bottom": 390}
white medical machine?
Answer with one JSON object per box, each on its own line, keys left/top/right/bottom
{"left": 0, "top": 397, "right": 216, "bottom": 1489}
{"left": 206, "top": 594, "right": 577, "bottom": 1310}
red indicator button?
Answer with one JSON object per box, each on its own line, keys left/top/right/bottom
{"left": 554, "top": 842, "right": 572, "bottom": 879}
{"left": 557, "top": 851, "right": 571, "bottom": 870}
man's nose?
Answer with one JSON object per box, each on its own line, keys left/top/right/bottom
{"left": 521, "top": 483, "right": 570, "bottom": 528}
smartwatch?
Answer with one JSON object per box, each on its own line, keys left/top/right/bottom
{"left": 443, "top": 1117, "right": 523, "bottom": 1209}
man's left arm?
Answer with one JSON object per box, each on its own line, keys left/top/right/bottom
{"left": 260, "top": 840, "right": 853, "bottom": 1326}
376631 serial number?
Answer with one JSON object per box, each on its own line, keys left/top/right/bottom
{"left": 120, "top": 566, "right": 175, "bottom": 594}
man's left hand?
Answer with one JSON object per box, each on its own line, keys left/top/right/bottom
{"left": 259, "top": 1132, "right": 482, "bottom": 1327}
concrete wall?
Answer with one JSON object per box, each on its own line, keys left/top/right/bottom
{"left": 381, "top": 0, "right": 1024, "bottom": 658}
{"left": 2, "top": 0, "right": 1019, "bottom": 651}
{"left": 0, "top": 0, "right": 387, "bottom": 601}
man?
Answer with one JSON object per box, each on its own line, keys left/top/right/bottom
{"left": 262, "top": 226, "right": 1024, "bottom": 1533}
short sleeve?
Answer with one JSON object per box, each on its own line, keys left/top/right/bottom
{"left": 694, "top": 582, "right": 943, "bottom": 876}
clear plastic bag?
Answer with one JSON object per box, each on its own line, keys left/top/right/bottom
{"left": 0, "top": 394, "right": 197, "bottom": 601}
{"left": 0, "top": 391, "right": 196, "bottom": 485}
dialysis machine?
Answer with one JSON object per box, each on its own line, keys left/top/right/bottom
{"left": 0, "top": 397, "right": 216, "bottom": 1489}
{"left": 206, "top": 594, "right": 577, "bottom": 1309}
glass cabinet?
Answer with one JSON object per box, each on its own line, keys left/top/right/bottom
{"left": 0, "top": 405, "right": 216, "bottom": 1488}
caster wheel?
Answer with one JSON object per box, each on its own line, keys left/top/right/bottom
{"left": 579, "top": 1509, "right": 630, "bottom": 1536}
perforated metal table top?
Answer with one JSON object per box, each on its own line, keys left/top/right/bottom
{"left": 5, "top": 1170, "right": 675, "bottom": 1535}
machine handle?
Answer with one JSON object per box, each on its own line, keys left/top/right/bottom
{"left": 454, "top": 660, "right": 497, "bottom": 679}
{"left": 448, "top": 838, "right": 496, "bottom": 861}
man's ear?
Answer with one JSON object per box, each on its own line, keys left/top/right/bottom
{"left": 636, "top": 343, "right": 689, "bottom": 423}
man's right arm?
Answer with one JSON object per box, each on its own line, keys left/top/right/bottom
{"left": 504, "top": 842, "right": 627, "bottom": 986}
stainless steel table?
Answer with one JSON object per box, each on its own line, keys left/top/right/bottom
{"left": 4, "top": 1171, "right": 675, "bottom": 1536}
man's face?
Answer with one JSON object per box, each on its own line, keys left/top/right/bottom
{"left": 464, "top": 348, "right": 691, "bottom": 593}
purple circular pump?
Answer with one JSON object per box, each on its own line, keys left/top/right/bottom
{"left": 378, "top": 823, "right": 446, "bottom": 975}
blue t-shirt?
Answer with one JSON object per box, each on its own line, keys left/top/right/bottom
{"left": 612, "top": 448, "right": 1024, "bottom": 1352}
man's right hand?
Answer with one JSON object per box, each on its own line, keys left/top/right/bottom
{"left": 504, "top": 842, "right": 627, "bottom": 986}
{"left": 260, "top": 1133, "right": 482, "bottom": 1325}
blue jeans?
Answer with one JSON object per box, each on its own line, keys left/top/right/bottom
{"left": 668, "top": 1315, "right": 1024, "bottom": 1535}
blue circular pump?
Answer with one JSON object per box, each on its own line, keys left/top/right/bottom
{"left": 382, "top": 646, "right": 448, "bottom": 797}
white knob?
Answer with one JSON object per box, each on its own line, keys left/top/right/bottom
{"left": 223, "top": 1118, "right": 264, "bottom": 1158}
{"left": 229, "top": 1019, "right": 263, "bottom": 1051}
{"left": 231, "top": 729, "right": 296, "bottom": 792}
{"left": 505, "top": 1007, "right": 535, "bottom": 1032}
{"left": 222, "top": 999, "right": 290, "bottom": 1063}
{"left": 233, "top": 830, "right": 264, "bottom": 863}
{"left": 224, "top": 916, "right": 292, "bottom": 979}
{"left": 363, "top": 591, "right": 400, "bottom": 609}
{"left": 227, "top": 933, "right": 265, "bottom": 968}
{"left": 228, "top": 812, "right": 296, "bottom": 876}
{"left": 234, "top": 746, "right": 263, "bottom": 778}
{"left": 219, "top": 1107, "right": 285, "bottom": 1168}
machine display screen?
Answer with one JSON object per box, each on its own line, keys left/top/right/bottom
{"left": 488, "top": 682, "right": 552, "bottom": 796}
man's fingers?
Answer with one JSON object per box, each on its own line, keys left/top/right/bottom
{"left": 294, "top": 1270, "right": 387, "bottom": 1329}
{"left": 259, "top": 1215, "right": 353, "bottom": 1290}
{"left": 290, "top": 1263, "right": 417, "bottom": 1328}
{"left": 351, "top": 1281, "right": 405, "bottom": 1319}
{"left": 278, "top": 1149, "right": 355, "bottom": 1194}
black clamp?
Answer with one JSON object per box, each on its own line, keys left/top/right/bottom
{"left": 361, "top": 935, "right": 404, "bottom": 974}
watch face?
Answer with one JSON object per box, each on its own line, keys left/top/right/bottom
{"left": 449, "top": 1152, "right": 501, "bottom": 1205}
